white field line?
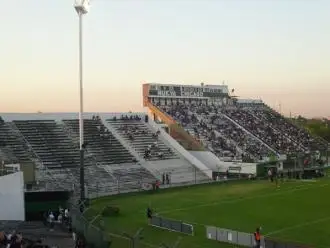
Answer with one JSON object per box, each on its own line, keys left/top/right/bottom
{"left": 158, "top": 183, "right": 328, "bottom": 215}
{"left": 265, "top": 215, "right": 330, "bottom": 236}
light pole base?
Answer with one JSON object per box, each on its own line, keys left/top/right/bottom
{"left": 79, "top": 148, "right": 85, "bottom": 212}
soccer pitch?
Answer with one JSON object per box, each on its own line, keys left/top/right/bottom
{"left": 90, "top": 179, "right": 330, "bottom": 248}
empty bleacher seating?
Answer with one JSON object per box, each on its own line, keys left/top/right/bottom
{"left": 13, "top": 120, "right": 81, "bottom": 168}
{"left": 0, "top": 121, "right": 32, "bottom": 163}
{"left": 108, "top": 116, "right": 179, "bottom": 161}
{"left": 63, "top": 119, "right": 135, "bottom": 164}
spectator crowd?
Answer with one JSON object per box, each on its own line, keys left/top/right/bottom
{"left": 160, "top": 102, "right": 327, "bottom": 162}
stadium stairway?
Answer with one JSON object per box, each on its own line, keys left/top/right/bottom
{"left": 64, "top": 118, "right": 158, "bottom": 195}
{"left": 107, "top": 119, "right": 179, "bottom": 160}
{"left": 147, "top": 119, "right": 212, "bottom": 181}
{"left": 105, "top": 118, "right": 211, "bottom": 184}
{"left": 101, "top": 117, "right": 162, "bottom": 177}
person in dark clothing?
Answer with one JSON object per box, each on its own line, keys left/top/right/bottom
{"left": 146, "top": 206, "right": 153, "bottom": 224}
{"left": 165, "top": 173, "right": 169, "bottom": 185}
{"left": 75, "top": 234, "right": 86, "bottom": 248}
{"left": 162, "top": 173, "right": 165, "bottom": 185}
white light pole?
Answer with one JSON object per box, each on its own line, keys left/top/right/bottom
{"left": 74, "top": 0, "right": 90, "bottom": 209}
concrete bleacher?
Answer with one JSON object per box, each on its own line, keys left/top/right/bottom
{"left": 223, "top": 108, "right": 302, "bottom": 154}
{"left": 0, "top": 113, "right": 212, "bottom": 195}
{"left": 159, "top": 103, "right": 328, "bottom": 162}
{"left": 247, "top": 106, "right": 327, "bottom": 151}
{"left": 0, "top": 121, "right": 32, "bottom": 163}
{"left": 63, "top": 119, "right": 135, "bottom": 164}
{"left": 13, "top": 120, "right": 81, "bottom": 168}
{"left": 108, "top": 118, "right": 179, "bottom": 160}
{"left": 36, "top": 164, "right": 120, "bottom": 197}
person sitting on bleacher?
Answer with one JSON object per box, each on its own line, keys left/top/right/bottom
{"left": 144, "top": 149, "right": 151, "bottom": 159}
{"left": 157, "top": 151, "right": 163, "bottom": 159}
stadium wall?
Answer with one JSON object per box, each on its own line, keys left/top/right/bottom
{"left": 146, "top": 102, "right": 204, "bottom": 150}
{"left": 148, "top": 119, "right": 213, "bottom": 178}
{"left": 189, "top": 151, "right": 227, "bottom": 170}
{"left": 0, "top": 172, "right": 25, "bottom": 221}
{"left": 190, "top": 151, "right": 257, "bottom": 174}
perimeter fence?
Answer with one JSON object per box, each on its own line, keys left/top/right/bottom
{"left": 70, "top": 202, "right": 186, "bottom": 248}
{"left": 206, "top": 226, "right": 314, "bottom": 248}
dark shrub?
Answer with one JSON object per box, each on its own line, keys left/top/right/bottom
{"left": 101, "top": 206, "right": 120, "bottom": 217}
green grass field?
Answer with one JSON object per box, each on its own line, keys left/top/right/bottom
{"left": 89, "top": 179, "right": 330, "bottom": 248}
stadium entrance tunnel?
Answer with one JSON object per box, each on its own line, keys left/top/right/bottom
{"left": 24, "top": 190, "right": 70, "bottom": 221}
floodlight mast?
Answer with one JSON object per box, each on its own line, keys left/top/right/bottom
{"left": 74, "top": 0, "right": 90, "bottom": 211}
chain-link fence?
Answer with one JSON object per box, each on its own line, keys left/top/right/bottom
{"left": 70, "top": 202, "right": 181, "bottom": 248}
{"left": 70, "top": 204, "right": 110, "bottom": 248}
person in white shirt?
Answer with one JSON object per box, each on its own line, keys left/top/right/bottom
{"left": 58, "top": 214, "right": 63, "bottom": 223}
{"left": 64, "top": 209, "right": 69, "bottom": 218}
{"left": 48, "top": 212, "right": 55, "bottom": 230}
{"left": 268, "top": 169, "right": 272, "bottom": 182}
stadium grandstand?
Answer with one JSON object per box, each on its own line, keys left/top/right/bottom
{"left": 143, "top": 83, "right": 328, "bottom": 164}
{"left": 0, "top": 82, "right": 327, "bottom": 197}
{"left": 0, "top": 82, "right": 329, "bottom": 248}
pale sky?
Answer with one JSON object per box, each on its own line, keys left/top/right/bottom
{"left": 1, "top": 0, "right": 329, "bottom": 118}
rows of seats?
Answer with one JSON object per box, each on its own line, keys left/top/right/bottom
{"left": 223, "top": 108, "right": 303, "bottom": 154}
{"left": 36, "top": 167, "right": 79, "bottom": 191}
{"left": 108, "top": 116, "right": 179, "bottom": 160}
{"left": 36, "top": 165, "right": 120, "bottom": 196}
{"left": 207, "top": 114, "right": 271, "bottom": 160}
{"left": 63, "top": 119, "right": 135, "bottom": 164}
{"left": 247, "top": 106, "right": 327, "bottom": 151}
{"left": 14, "top": 120, "right": 81, "bottom": 168}
{"left": 159, "top": 102, "right": 327, "bottom": 159}
{"left": 0, "top": 120, "right": 32, "bottom": 163}
{"left": 160, "top": 104, "right": 273, "bottom": 161}
{"left": 36, "top": 163, "right": 157, "bottom": 196}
